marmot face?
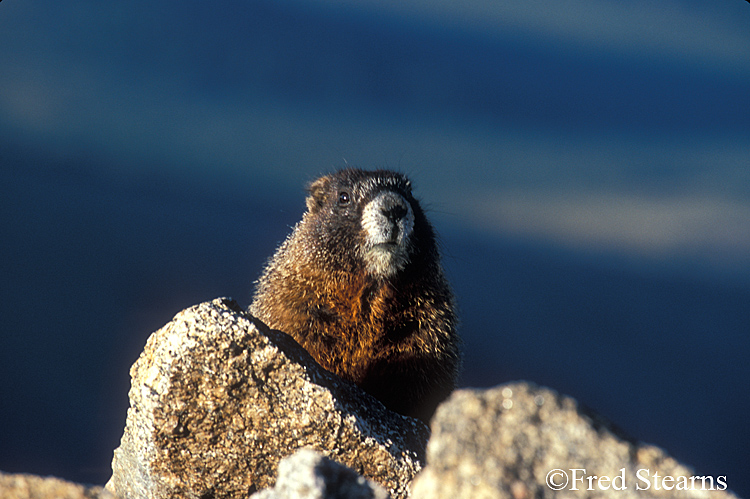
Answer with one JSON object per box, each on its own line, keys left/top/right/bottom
{"left": 305, "top": 169, "right": 417, "bottom": 278}
{"left": 250, "top": 168, "right": 460, "bottom": 422}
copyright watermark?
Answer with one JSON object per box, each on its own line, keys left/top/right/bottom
{"left": 545, "top": 469, "right": 727, "bottom": 492}
{"left": 545, "top": 469, "right": 570, "bottom": 490}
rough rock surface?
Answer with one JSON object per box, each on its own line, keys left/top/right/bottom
{"left": 250, "top": 448, "right": 389, "bottom": 499}
{"left": 410, "top": 382, "right": 739, "bottom": 499}
{"left": 10, "top": 298, "right": 739, "bottom": 499}
{"left": 0, "top": 471, "right": 113, "bottom": 499}
{"left": 105, "top": 298, "right": 427, "bottom": 499}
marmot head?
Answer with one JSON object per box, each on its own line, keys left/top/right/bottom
{"left": 302, "top": 169, "right": 431, "bottom": 279}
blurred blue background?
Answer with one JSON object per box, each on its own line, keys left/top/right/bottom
{"left": 1, "top": 0, "right": 749, "bottom": 495}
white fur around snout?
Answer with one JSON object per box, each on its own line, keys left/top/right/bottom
{"left": 360, "top": 191, "right": 415, "bottom": 277}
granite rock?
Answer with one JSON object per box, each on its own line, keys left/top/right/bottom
{"left": 0, "top": 471, "right": 113, "bottom": 499}
{"left": 250, "top": 448, "right": 389, "bottom": 499}
{"left": 14, "top": 296, "right": 736, "bottom": 499}
{"left": 410, "top": 382, "right": 738, "bottom": 499}
{"left": 105, "top": 298, "right": 427, "bottom": 499}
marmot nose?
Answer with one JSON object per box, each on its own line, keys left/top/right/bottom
{"left": 382, "top": 204, "right": 408, "bottom": 223}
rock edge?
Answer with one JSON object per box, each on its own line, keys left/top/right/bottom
{"left": 105, "top": 298, "right": 427, "bottom": 499}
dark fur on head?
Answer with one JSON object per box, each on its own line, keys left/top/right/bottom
{"left": 250, "top": 168, "right": 460, "bottom": 422}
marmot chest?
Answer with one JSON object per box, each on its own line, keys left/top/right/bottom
{"left": 306, "top": 279, "right": 413, "bottom": 380}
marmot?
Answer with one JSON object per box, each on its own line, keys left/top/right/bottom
{"left": 249, "top": 168, "right": 460, "bottom": 422}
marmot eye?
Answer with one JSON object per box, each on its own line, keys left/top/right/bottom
{"left": 338, "top": 191, "right": 351, "bottom": 206}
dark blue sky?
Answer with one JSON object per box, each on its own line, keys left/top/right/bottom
{"left": 2, "top": 0, "right": 749, "bottom": 268}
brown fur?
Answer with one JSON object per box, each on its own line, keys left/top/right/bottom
{"left": 249, "top": 169, "right": 460, "bottom": 422}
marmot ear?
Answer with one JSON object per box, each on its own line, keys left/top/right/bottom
{"left": 306, "top": 176, "right": 329, "bottom": 213}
